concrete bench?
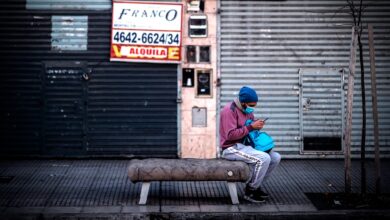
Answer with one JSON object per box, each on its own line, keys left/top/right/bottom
{"left": 128, "top": 158, "right": 250, "bottom": 205}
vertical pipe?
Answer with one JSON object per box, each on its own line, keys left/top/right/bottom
{"left": 177, "top": 64, "right": 182, "bottom": 158}
{"left": 216, "top": 0, "right": 222, "bottom": 158}
{"left": 298, "top": 69, "right": 304, "bottom": 154}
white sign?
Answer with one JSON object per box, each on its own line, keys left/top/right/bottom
{"left": 110, "top": 1, "right": 183, "bottom": 63}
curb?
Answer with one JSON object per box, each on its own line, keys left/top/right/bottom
{"left": 2, "top": 209, "right": 390, "bottom": 220}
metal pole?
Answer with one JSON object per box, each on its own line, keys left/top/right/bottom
{"left": 368, "top": 24, "right": 381, "bottom": 195}
{"left": 344, "top": 26, "right": 358, "bottom": 194}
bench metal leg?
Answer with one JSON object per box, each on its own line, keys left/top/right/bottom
{"left": 139, "top": 182, "right": 151, "bottom": 205}
{"left": 227, "top": 182, "right": 239, "bottom": 205}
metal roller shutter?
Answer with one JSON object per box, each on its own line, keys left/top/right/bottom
{"left": 86, "top": 63, "right": 178, "bottom": 157}
{"left": 219, "top": 0, "right": 390, "bottom": 158}
{"left": 0, "top": 1, "right": 178, "bottom": 157}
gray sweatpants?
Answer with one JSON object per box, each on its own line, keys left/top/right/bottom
{"left": 222, "top": 143, "right": 281, "bottom": 189}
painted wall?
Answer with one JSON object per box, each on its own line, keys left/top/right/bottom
{"left": 180, "top": 0, "right": 218, "bottom": 158}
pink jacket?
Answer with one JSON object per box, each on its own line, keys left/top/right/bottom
{"left": 219, "top": 101, "right": 254, "bottom": 150}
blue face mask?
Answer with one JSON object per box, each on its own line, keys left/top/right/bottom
{"left": 243, "top": 106, "right": 255, "bottom": 114}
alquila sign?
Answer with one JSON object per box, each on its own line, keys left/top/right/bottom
{"left": 110, "top": 1, "right": 183, "bottom": 63}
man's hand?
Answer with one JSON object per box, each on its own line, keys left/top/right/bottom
{"left": 250, "top": 120, "right": 264, "bottom": 130}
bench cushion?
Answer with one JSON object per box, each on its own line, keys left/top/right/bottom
{"left": 128, "top": 159, "right": 250, "bottom": 182}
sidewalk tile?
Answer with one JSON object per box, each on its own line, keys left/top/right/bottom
{"left": 239, "top": 204, "right": 278, "bottom": 212}
{"left": 82, "top": 206, "right": 122, "bottom": 213}
{"left": 162, "top": 205, "right": 201, "bottom": 212}
{"left": 43, "top": 207, "right": 82, "bottom": 214}
{"left": 277, "top": 204, "right": 317, "bottom": 212}
{"left": 5, "top": 207, "right": 44, "bottom": 214}
{"left": 122, "top": 205, "right": 160, "bottom": 213}
{"left": 200, "top": 205, "right": 239, "bottom": 212}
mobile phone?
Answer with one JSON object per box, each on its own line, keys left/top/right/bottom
{"left": 262, "top": 117, "right": 269, "bottom": 122}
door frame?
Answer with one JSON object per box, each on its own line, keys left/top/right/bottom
{"left": 298, "top": 68, "right": 345, "bottom": 155}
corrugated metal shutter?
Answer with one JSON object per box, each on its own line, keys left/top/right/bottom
{"left": 87, "top": 63, "right": 178, "bottom": 157}
{"left": 0, "top": 2, "right": 49, "bottom": 156}
{"left": 299, "top": 68, "right": 344, "bottom": 154}
{"left": 219, "top": 0, "right": 390, "bottom": 158}
{"left": 0, "top": 1, "right": 178, "bottom": 157}
{"left": 43, "top": 61, "right": 87, "bottom": 154}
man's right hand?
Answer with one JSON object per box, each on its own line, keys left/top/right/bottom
{"left": 250, "top": 120, "right": 264, "bottom": 130}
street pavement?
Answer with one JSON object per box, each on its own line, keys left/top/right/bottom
{"left": 0, "top": 159, "right": 389, "bottom": 219}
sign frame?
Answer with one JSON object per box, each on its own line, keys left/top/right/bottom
{"left": 110, "top": 0, "right": 183, "bottom": 64}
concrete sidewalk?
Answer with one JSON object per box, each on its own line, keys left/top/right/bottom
{"left": 0, "top": 159, "right": 389, "bottom": 219}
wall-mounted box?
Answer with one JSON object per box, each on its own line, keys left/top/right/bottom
{"left": 199, "top": 46, "right": 210, "bottom": 63}
{"left": 182, "top": 68, "right": 195, "bottom": 87}
{"left": 192, "top": 107, "right": 207, "bottom": 127}
{"left": 196, "top": 69, "right": 212, "bottom": 97}
{"left": 189, "top": 15, "right": 207, "bottom": 38}
{"left": 187, "top": 0, "right": 204, "bottom": 12}
{"left": 186, "top": 46, "right": 196, "bottom": 63}
{"left": 186, "top": 45, "right": 211, "bottom": 63}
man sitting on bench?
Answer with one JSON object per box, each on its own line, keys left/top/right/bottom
{"left": 219, "top": 86, "right": 281, "bottom": 203}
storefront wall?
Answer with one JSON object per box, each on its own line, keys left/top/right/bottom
{"left": 1, "top": 0, "right": 179, "bottom": 157}
{"left": 218, "top": 0, "right": 390, "bottom": 158}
